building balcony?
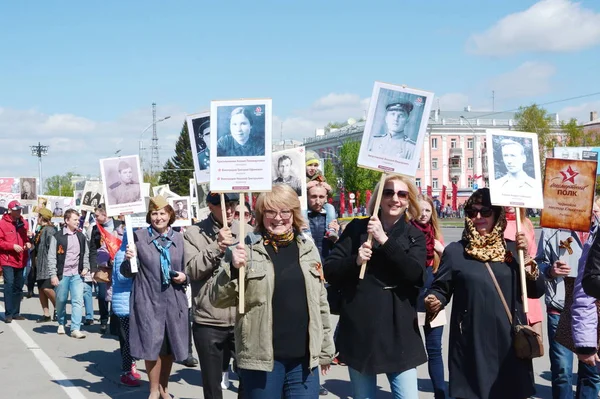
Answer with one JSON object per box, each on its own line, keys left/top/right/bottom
{"left": 449, "top": 167, "right": 462, "bottom": 179}
{"left": 449, "top": 147, "right": 463, "bottom": 157}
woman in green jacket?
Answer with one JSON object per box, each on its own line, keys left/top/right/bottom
{"left": 211, "top": 184, "right": 335, "bottom": 399}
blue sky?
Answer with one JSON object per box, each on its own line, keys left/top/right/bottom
{"left": 1, "top": 0, "right": 599, "bottom": 179}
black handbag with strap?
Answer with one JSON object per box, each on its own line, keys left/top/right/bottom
{"left": 485, "top": 262, "right": 544, "bottom": 360}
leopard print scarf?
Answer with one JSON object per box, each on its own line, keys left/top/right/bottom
{"left": 462, "top": 210, "right": 507, "bottom": 262}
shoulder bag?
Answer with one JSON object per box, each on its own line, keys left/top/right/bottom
{"left": 485, "top": 262, "right": 544, "bottom": 360}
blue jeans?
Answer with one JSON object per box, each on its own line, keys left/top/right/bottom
{"left": 2, "top": 266, "right": 24, "bottom": 317}
{"left": 83, "top": 282, "right": 94, "bottom": 321}
{"left": 240, "top": 358, "right": 320, "bottom": 399}
{"left": 547, "top": 313, "right": 600, "bottom": 399}
{"left": 55, "top": 274, "right": 84, "bottom": 331}
{"left": 424, "top": 324, "right": 447, "bottom": 399}
{"left": 348, "top": 367, "right": 418, "bottom": 399}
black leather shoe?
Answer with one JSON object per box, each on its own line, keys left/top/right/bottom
{"left": 36, "top": 316, "right": 52, "bottom": 323}
{"left": 4, "top": 317, "right": 12, "bottom": 324}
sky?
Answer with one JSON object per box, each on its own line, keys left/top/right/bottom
{"left": 1, "top": 0, "right": 599, "bottom": 180}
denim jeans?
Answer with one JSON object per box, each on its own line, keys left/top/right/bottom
{"left": 424, "top": 324, "right": 447, "bottom": 399}
{"left": 96, "top": 282, "right": 109, "bottom": 323}
{"left": 240, "top": 358, "right": 319, "bottom": 399}
{"left": 547, "top": 313, "right": 600, "bottom": 399}
{"left": 55, "top": 274, "right": 84, "bottom": 331}
{"left": 2, "top": 266, "right": 24, "bottom": 317}
{"left": 348, "top": 367, "right": 418, "bottom": 399}
{"left": 83, "top": 281, "right": 94, "bottom": 321}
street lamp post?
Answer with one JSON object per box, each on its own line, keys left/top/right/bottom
{"left": 31, "top": 142, "right": 49, "bottom": 195}
{"left": 138, "top": 116, "right": 171, "bottom": 169}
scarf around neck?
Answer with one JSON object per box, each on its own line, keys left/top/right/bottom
{"left": 263, "top": 228, "right": 295, "bottom": 253}
{"left": 462, "top": 215, "right": 507, "bottom": 262}
{"left": 148, "top": 226, "right": 173, "bottom": 287}
{"left": 411, "top": 221, "right": 435, "bottom": 265}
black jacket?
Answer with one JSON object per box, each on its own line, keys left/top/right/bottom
{"left": 324, "top": 216, "right": 427, "bottom": 374}
{"left": 583, "top": 232, "right": 600, "bottom": 299}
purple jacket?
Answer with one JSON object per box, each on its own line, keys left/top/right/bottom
{"left": 572, "top": 229, "right": 598, "bottom": 353}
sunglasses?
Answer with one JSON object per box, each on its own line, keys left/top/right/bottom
{"left": 465, "top": 206, "right": 494, "bottom": 218}
{"left": 263, "top": 209, "right": 293, "bottom": 220}
{"left": 382, "top": 189, "right": 409, "bottom": 200}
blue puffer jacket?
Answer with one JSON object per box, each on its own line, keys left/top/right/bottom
{"left": 112, "top": 233, "right": 132, "bottom": 317}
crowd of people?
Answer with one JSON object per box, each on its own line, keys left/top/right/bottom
{"left": 2, "top": 151, "right": 600, "bottom": 399}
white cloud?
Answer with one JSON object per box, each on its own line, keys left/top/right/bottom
{"left": 557, "top": 100, "right": 600, "bottom": 123}
{"left": 467, "top": 0, "right": 600, "bottom": 56}
{"left": 437, "top": 93, "right": 470, "bottom": 111}
{"left": 488, "top": 61, "right": 556, "bottom": 98}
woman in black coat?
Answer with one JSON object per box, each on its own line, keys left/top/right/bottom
{"left": 425, "top": 188, "right": 544, "bottom": 399}
{"left": 324, "top": 174, "right": 427, "bottom": 399}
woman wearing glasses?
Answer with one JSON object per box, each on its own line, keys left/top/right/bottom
{"left": 425, "top": 188, "right": 544, "bottom": 399}
{"left": 324, "top": 174, "right": 427, "bottom": 399}
{"left": 211, "top": 184, "right": 334, "bottom": 398}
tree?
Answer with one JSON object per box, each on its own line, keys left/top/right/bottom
{"left": 339, "top": 140, "right": 381, "bottom": 193}
{"left": 158, "top": 122, "right": 194, "bottom": 196}
{"left": 143, "top": 171, "right": 161, "bottom": 188}
{"left": 515, "top": 104, "right": 556, "bottom": 173}
{"left": 561, "top": 118, "right": 600, "bottom": 147}
{"left": 45, "top": 172, "right": 75, "bottom": 196}
{"left": 323, "top": 159, "right": 339, "bottom": 196}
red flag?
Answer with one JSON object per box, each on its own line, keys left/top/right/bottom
{"left": 452, "top": 183, "right": 458, "bottom": 211}
{"left": 97, "top": 223, "right": 122, "bottom": 260}
{"left": 427, "top": 186, "right": 433, "bottom": 198}
{"left": 366, "top": 190, "right": 372, "bottom": 206}
{"left": 441, "top": 185, "right": 447, "bottom": 208}
{"left": 339, "top": 191, "right": 346, "bottom": 216}
{"left": 356, "top": 191, "right": 361, "bottom": 207}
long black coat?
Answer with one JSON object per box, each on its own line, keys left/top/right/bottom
{"left": 324, "top": 216, "right": 427, "bottom": 374}
{"left": 429, "top": 240, "right": 544, "bottom": 399}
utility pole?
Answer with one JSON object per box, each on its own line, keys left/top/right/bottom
{"left": 30, "top": 142, "right": 49, "bottom": 195}
{"left": 492, "top": 90, "right": 495, "bottom": 112}
{"left": 150, "top": 103, "right": 161, "bottom": 174}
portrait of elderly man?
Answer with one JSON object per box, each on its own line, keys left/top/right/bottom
{"left": 273, "top": 155, "right": 302, "bottom": 196}
{"left": 369, "top": 101, "right": 416, "bottom": 160}
{"left": 491, "top": 139, "right": 537, "bottom": 197}
{"left": 107, "top": 160, "right": 141, "bottom": 205}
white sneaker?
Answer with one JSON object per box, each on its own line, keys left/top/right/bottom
{"left": 70, "top": 330, "right": 86, "bottom": 339}
{"left": 57, "top": 325, "right": 65, "bottom": 335}
{"left": 221, "top": 371, "right": 231, "bottom": 390}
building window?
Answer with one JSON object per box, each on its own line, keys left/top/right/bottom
{"left": 468, "top": 157, "right": 474, "bottom": 169}
{"left": 450, "top": 138, "right": 457, "bottom": 148}
{"left": 415, "top": 178, "right": 421, "bottom": 188}
{"left": 484, "top": 178, "right": 490, "bottom": 187}
{"left": 467, "top": 138, "right": 474, "bottom": 149}
{"left": 450, "top": 158, "right": 460, "bottom": 168}
{"left": 418, "top": 161, "right": 421, "bottom": 169}
{"left": 431, "top": 138, "right": 438, "bottom": 149}
{"left": 451, "top": 177, "right": 458, "bottom": 185}
{"left": 468, "top": 177, "right": 474, "bottom": 188}
{"left": 432, "top": 158, "right": 438, "bottom": 169}
{"left": 432, "top": 178, "right": 439, "bottom": 189}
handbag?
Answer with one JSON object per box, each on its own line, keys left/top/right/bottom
{"left": 485, "top": 262, "right": 544, "bottom": 360}
{"left": 93, "top": 266, "right": 113, "bottom": 284}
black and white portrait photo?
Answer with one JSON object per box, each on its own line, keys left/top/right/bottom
{"left": 272, "top": 147, "right": 308, "bottom": 209}
{"left": 357, "top": 82, "right": 433, "bottom": 176}
{"left": 487, "top": 130, "right": 543, "bottom": 209}
{"left": 210, "top": 98, "right": 272, "bottom": 192}
{"left": 187, "top": 111, "right": 211, "bottom": 184}
{"left": 99, "top": 155, "right": 146, "bottom": 217}
{"left": 168, "top": 196, "right": 192, "bottom": 227}
{"left": 20, "top": 177, "right": 37, "bottom": 201}
{"left": 81, "top": 181, "right": 104, "bottom": 212}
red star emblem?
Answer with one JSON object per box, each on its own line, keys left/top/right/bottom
{"left": 560, "top": 165, "right": 579, "bottom": 184}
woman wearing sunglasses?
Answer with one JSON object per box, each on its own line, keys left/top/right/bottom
{"left": 211, "top": 184, "right": 334, "bottom": 398}
{"left": 324, "top": 174, "right": 427, "bottom": 399}
{"left": 425, "top": 188, "right": 544, "bottom": 399}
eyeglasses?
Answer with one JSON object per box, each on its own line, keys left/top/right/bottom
{"left": 234, "top": 211, "right": 250, "bottom": 218}
{"left": 382, "top": 189, "right": 409, "bottom": 200}
{"left": 465, "top": 206, "right": 494, "bottom": 218}
{"left": 263, "top": 209, "right": 293, "bottom": 220}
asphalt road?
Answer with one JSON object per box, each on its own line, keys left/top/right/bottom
{"left": 0, "top": 228, "right": 563, "bottom": 398}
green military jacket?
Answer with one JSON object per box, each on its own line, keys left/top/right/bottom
{"left": 210, "top": 231, "right": 335, "bottom": 371}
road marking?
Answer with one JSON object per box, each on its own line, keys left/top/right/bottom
{"left": 0, "top": 304, "right": 87, "bottom": 399}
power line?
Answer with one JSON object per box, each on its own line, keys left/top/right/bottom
{"left": 461, "top": 91, "right": 600, "bottom": 120}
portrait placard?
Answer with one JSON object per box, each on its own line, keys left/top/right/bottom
{"left": 168, "top": 196, "right": 192, "bottom": 227}
{"left": 189, "top": 178, "right": 198, "bottom": 204}
{"left": 81, "top": 181, "right": 104, "bottom": 212}
{"left": 554, "top": 146, "right": 600, "bottom": 175}
{"left": 42, "top": 195, "right": 77, "bottom": 222}
{"left": 187, "top": 111, "right": 211, "bottom": 184}
{"left": 210, "top": 98, "right": 272, "bottom": 192}
{"left": 20, "top": 177, "right": 37, "bottom": 203}
{"left": 0, "top": 177, "right": 20, "bottom": 194}
{"left": 99, "top": 155, "right": 145, "bottom": 217}
{"left": 357, "top": 82, "right": 434, "bottom": 176}
{"left": 540, "top": 158, "right": 597, "bottom": 232}
{"left": 487, "top": 130, "right": 544, "bottom": 209}
{"left": 152, "top": 184, "right": 180, "bottom": 199}
{"left": 272, "top": 147, "right": 307, "bottom": 210}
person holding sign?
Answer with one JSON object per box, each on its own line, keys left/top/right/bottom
{"left": 324, "top": 175, "right": 427, "bottom": 399}
{"left": 121, "top": 195, "right": 189, "bottom": 399}
{"left": 426, "top": 188, "right": 543, "bottom": 399}
{"left": 211, "top": 184, "right": 334, "bottom": 398}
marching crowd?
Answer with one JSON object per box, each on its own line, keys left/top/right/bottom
{"left": 2, "top": 151, "right": 600, "bottom": 399}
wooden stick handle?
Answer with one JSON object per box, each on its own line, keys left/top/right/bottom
{"left": 238, "top": 192, "right": 245, "bottom": 314}
{"left": 359, "top": 173, "right": 387, "bottom": 279}
{"left": 515, "top": 209, "right": 529, "bottom": 314}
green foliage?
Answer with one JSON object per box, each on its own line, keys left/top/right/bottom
{"left": 325, "top": 121, "right": 347, "bottom": 131}
{"left": 323, "top": 159, "right": 338, "bottom": 196}
{"left": 561, "top": 118, "right": 600, "bottom": 146}
{"left": 339, "top": 141, "right": 381, "bottom": 193}
{"left": 143, "top": 170, "right": 161, "bottom": 188}
{"left": 158, "top": 122, "right": 194, "bottom": 196}
{"left": 515, "top": 104, "right": 556, "bottom": 175}
{"left": 45, "top": 172, "right": 75, "bottom": 196}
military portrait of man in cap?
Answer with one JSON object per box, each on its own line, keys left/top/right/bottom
{"left": 368, "top": 101, "right": 417, "bottom": 160}
{"left": 107, "top": 159, "right": 141, "bottom": 205}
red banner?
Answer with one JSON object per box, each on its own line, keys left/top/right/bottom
{"left": 365, "top": 190, "right": 372, "bottom": 207}
{"left": 426, "top": 186, "right": 433, "bottom": 198}
{"left": 441, "top": 185, "right": 447, "bottom": 208}
{"left": 339, "top": 191, "right": 346, "bottom": 216}
{"left": 97, "top": 223, "right": 122, "bottom": 260}
{"left": 452, "top": 183, "right": 458, "bottom": 211}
